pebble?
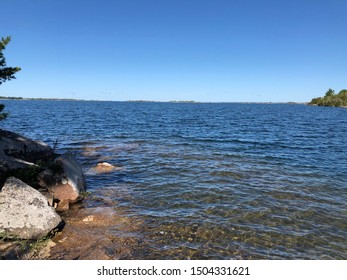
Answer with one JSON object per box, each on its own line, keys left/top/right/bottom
{"left": 82, "top": 215, "right": 94, "bottom": 222}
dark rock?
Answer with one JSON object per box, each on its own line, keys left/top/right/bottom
{"left": 38, "top": 153, "right": 86, "bottom": 211}
{"left": 0, "top": 129, "right": 54, "bottom": 163}
{"left": 0, "top": 129, "right": 55, "bottom": 184}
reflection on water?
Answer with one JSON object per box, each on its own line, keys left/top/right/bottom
{"left": 2, "top": 101, "right": 347, "bottom": 259}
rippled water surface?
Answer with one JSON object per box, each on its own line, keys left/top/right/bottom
{"left": 2, "top": 100, "right": 347, "bottom": 259}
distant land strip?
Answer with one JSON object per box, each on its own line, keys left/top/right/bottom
{"left": 0, "top": 96, "right": 307, "bottom": 104}
{"left": 0, "top": 96, "right": 82, "bottom": 101}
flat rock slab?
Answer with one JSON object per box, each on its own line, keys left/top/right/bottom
{"left": 0, "top": 129, "right": 54, "bottom": 163}
{"left": 0, "top": 177, "right": 62, "bottom": 240}
{"left": 0, "top": 129, "right": 55, "bottom": 181}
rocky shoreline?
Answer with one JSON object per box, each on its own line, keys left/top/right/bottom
{"left": 0, "top": 129, "right": 87, "bottom": 257}
{"left": 0, "top": 129, "right": 143, "bottom": 260}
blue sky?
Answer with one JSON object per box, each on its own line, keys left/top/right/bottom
{"left": 1, "top": 0, "right": 346, "bottom": 102}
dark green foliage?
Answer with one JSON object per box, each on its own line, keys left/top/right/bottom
{"left": 0, "top": 104, "right": 8, "bottom": 120}
{"left": 7, "top": 165, "right": 44, "bottom": 188}
{"left": 47, "top": 160, "right": 64, "bottom": 175}
{"left": 0, "top": 36, "right": 21, "bottom": 121}
{"left": 0, "top": 36, "right": 21, "bottom": 85}
{"left": 324, "top": 88, "right": 335, "bottom": 97}
{"left": 4, "top": 160, "right": 63, "bottom": 189}
{"left": 0, "top": 96, "right": 23, "bottom": 100}
{"left": 309, "top": 89, "right": 347, "bottom": 107}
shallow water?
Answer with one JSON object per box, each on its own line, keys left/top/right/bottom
{"left": 2, "top": 100, "right": 347, "bottom": 259}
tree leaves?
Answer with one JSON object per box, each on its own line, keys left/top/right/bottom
{"left": 309, "top": 89, "right": 347, "bottom": 107}
{"left": 0, "top": 36, "right": 21, "bottom": 120}
{"left": 0, "top": 104, "right": 9, "bottom": 120}
{"left": 0, "top": 36, "right": 21, "bottom": 85}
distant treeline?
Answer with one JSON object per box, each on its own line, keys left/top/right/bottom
{"left": 0, "top": 96, "right": 80, "bottom": 101}
{"left": 0, "top": 96, "right": 23, "bottom": 100}
{"left": 309, "top": 89, "right": 347, "bottom": 107}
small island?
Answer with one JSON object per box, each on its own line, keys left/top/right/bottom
{"left": 309, "top": 89, "right": 347, "bottom": 107}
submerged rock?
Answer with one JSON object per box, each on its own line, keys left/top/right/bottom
{"left": 38, "top": 153, "right": 86, "bottom": 211}
{"left": 0, "top": 177, "right": 63, "bottom": 240}
{"left": 48, "top": 207, "right": 144, "bottom": 260}
{"left": 90, "top": 162, "right": 124, "bottom": 174}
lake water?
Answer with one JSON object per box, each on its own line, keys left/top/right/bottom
{"left": 1, "top": 100, "right": 347, "bottom": 259}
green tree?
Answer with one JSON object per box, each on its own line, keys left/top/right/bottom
{"left": 324, "top": 88, "right": 335, "bottom": 97}
{"left": 309, "top": 88, "right": 347, "bottom": 107}
{"left": 0, "top": 104, "right": 8, "bottom": 120}
{"left": 0, "top": 36, "right": 21, "bottom": 84}
{"left": 0, "top": 36, "right": 21, "bottom": 120}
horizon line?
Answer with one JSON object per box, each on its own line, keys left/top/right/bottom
{"left": 0, "top": 96, "right": 307, "bottom": 104}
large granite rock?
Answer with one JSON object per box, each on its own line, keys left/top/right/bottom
{"left": 0, "top": 129, "right": 54, "bottom": 163}
{"left": 38, "top": 153, "right": 86, "bottom": 211}
{"left": 0, "top": 129, "right": 55, "bottom": 182}
{"left": 0, "top": 130, "right": 87, "bottom": 212}
{"left": 0, "top": 177, "right": 63, "bottom": 240}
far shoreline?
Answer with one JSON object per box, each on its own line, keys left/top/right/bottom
{"left": 0, "top": 96, "right": 307, "bottom": 105}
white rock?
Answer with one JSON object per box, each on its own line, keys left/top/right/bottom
{"left": 0, "top": 177, "right": 62, "bottom": 240}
